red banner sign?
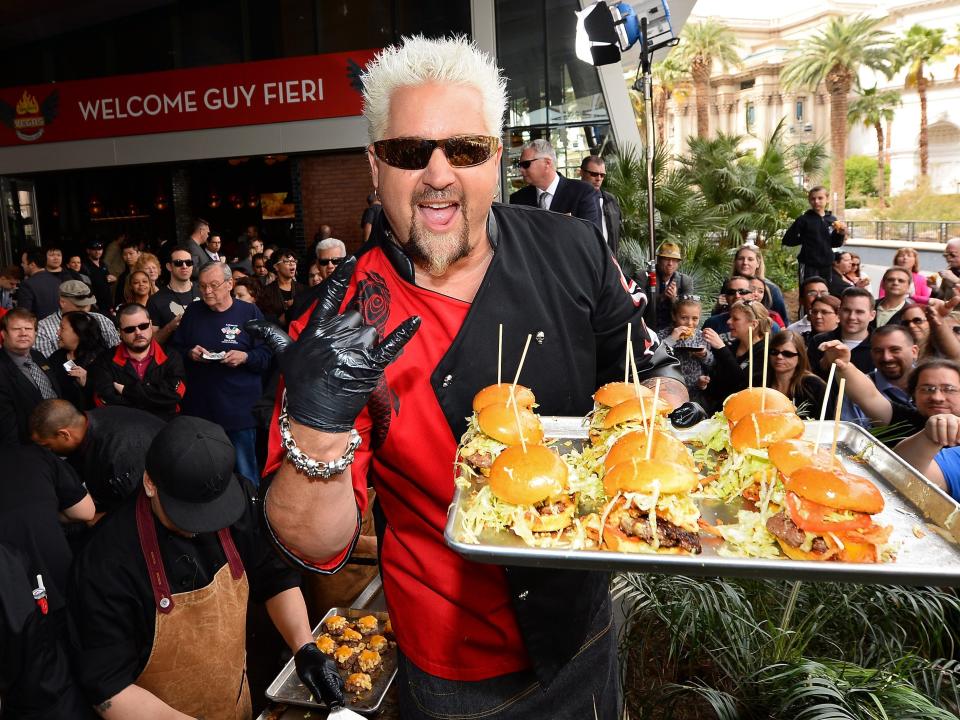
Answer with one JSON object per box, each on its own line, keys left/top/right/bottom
{"left": 0, "top": 49, "right": 378, "bottom": 147}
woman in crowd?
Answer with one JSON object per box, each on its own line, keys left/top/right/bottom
{"left": 766, "top": 329, "right": 827, "bottom": 418}
{"left": 48, "top": 311, "right": 108, "bottom": 410}
{"left": 845, "top": 252, "right": 871, "bottom": 288}
{"left": 828, "top": 251, "right": 857, "bottom": 297}
{"left": 703, "top": 299, "right": 770, "bottom": 409}
{"left": 134, "top": 252, "right": 163, "bottom": 287}
{"left": 882, "top": 247, "right": 930, "bottom": 305}
{"left": 808, "top": 294, "right": 841, "bottom": 340}
{"left": 123, "top": 269, "right": 157, "bottom": 306}
{"left": 902, "top": 302, "right": 960, "bottom": 361}
{"left": 233, "top": 276, "right": 262, "bottom": 304}
{"left": 657, "top": 296, "right": 713, "bottom": 408}
{"left": 731, "top": 244, "right": 790, "bottom": 323}
{"left": 900, "top": 304, "right": 930, "bottom": 347}
{"left": 747, "top": 276, "right": 785, "bottom": 329}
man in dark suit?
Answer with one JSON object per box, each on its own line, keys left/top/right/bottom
{"left": 579, "top": 155, "right": 621, "bottom": 255}
{"left": 0, "top": 308, "right": 60, "bottom": 446}
{"left": 509, "top": 139, "right": 601, "bottom": 229}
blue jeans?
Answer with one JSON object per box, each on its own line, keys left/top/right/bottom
{"left": 226, "top": 428, "right": 259, "bottom": 488}
{"left": 396, "top": 599, "right": 620, "bottom": 719}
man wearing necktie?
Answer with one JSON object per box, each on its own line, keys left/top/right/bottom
{"left": 0, "top": 308, "right": 60, "bottom": 446}
{"left": 509, "top": 139, "right": 601, "bottom": 230}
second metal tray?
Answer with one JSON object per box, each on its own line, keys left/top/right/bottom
{"left": 445, "top": 418, "right": 960, "bottom": 586}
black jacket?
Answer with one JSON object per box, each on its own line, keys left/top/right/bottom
{"left": 828, "top": 267, "right": 855, "bottom": 298}
{"left": 600, "top": 190, "right": 621, "bottom": 256}
{"left": 509, "top": 174, "right": 602, "bottom": 230}
{"left": 81, "top": 259, "right": 114, "bottom": 315}
{"left": 783, "top": 209, "right": 844, "bottom": 267}
{"left": 0, "top": 349, "right": 60, "bottom": 446}
{"left": 88, "top": 341, "right": 185, "bottom": 420}
{"left": 807, "top": 327, "right": 874, "bottom": 380}
{"left": 707, "top": 340, "right": 766, "bottom": 409}
{"left": 257, "top": 280, "right": 307, "bottom": 329}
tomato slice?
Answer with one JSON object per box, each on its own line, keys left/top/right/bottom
{"left": 784, "top": 492, "right": 872, "bottom": 533}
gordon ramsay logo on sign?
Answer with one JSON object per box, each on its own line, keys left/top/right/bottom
{"left": 0, "top": 89, "right": 59, "bottom": 142}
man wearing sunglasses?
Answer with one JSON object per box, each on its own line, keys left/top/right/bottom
{"left": 509, "top": 139, "right": 602, "bottom": 229}
{"left": 248, "top": 36, "right": 694, "bottom": 720}
{"left": 315, "top": 238, "right": 347, "bottom": 282}
{"left": 703, "top": 275, "right": 782, "bottom": 338}
{"left": 147, "top": 247, "right": 200, "bottom": 346}
{"left": 579, "top": 155, "right": 620, "bottom": 254}
{"left": 89, "top": 303, "right": 186, "bottom": 420}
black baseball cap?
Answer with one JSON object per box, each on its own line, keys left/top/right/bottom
{"left": 145, "top": 416, "right": 245, "bottom": 533}
{"left": 86, "top": 239, "right": 104, "bottom": 249}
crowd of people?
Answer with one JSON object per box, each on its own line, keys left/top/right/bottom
{"left": 3, "top": 33, "right": 960, "bottom": 720}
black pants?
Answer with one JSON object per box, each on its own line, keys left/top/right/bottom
{"left": 799, "top": 262, "right": 832, "bottom": 286}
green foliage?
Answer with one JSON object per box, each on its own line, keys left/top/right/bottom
{"left": 875, "top": 188, "right": 960, "bottom": 221}
{"left": 615, "top": 573, "right": 960, "bottom": 719}
{"left": 848, "top": 86, "right": 902, "bottom": 132}
{"left": 847, "top": 155, "right": 880, "bottom": 196}
{"left": 676, "top": 19, "right": 742, "bottom": 74}
{"left": 895, "top": 24, "right": 948, "bottom": 85}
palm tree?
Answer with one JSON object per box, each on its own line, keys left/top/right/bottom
{"left": 895, "top": 25, "right": 947, "bottom": 178}
{"left": 848, "top": 86, "right": 902, "bottom": 204}
{"left": 652, "top": 55, "right": 690, "bottom": 146}
{"left": 676, "top": 20, "right": 741, "bottom": 138}
{"left": 781, "top": 15, "right": 894, "bottom": 217}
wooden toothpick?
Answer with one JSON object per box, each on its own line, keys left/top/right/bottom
{"left": 831, "top": 377, "right": 846, "bottom": 458}
{"left": 815, "top": 363, "right": 837, "bottom": 447}
{"left": 761, "top": 332, "right": 770, "bottom": 411}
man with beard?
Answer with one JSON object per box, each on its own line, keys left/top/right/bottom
{"left": 246, "top": 36, "right": 697, "bottom": 720}
{"left": 866, "top": 325, "right": 918, "bottom": 406}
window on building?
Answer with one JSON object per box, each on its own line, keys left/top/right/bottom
{"left": 746, "top": 103, "right": 756, "bottom": 132}
{"left": 796, "top": 98, "right": 805, "bottom": 123}
{"left": 739, "top": 78, "right": 755, "bottom": 90}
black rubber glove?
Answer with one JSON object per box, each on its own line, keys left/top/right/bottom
{"left": 295, "top": 642, "right": 345, "bottom": 707}
{"left": 668, "top": 401, "right": 707, "bottom": 429}
{"left": 245, "top": 257, "right": 421, "bottom": 432}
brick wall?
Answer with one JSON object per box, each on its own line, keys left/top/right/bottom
{"left": 298, "top": 151, "right": 373, "bottom": 255}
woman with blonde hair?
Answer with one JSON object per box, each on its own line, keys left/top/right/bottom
{"left": 134, "top": 252, "right": 162, "bottom": 286}
{"left": 731, "top": 244, "right": 790, "bottom": 323}
{"left": 882, "top": 247, "right": 930, "bottom": 305}
{"left": 703, "top": 299, "right": 771, "bottom": 409}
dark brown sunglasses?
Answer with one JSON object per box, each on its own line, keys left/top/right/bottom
{"left": 372, "top": 135, "right": 499, "bottom": 170}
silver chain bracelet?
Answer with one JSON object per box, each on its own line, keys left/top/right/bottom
{"left": 278, "top": 393, "right": 361, "bottom": 479}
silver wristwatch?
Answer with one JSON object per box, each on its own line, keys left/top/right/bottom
{"left": 278, "top": 395, "right": 361, "bottom": 479}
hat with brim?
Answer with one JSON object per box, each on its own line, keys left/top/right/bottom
{"left": 657, "top": 242, "right": 682, "bottom": 260}
{"left": 146, "top": 416, "right": 246, "bottom": 534}
{"left": 59, "top": 280, "right": 96, "bottom": 307}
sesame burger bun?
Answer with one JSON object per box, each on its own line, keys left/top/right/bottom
{"left": 489, "top": 445, "right": 569, "bottom": 506}
{"left": 723, "top": 387, "right": 795, "bottom": 425}
{"left": 602, "top": 396, "right": 676, "bottom": 429}
{"left": 594, "top": 381, "right": 654, "bottom": 408}
{"left": 729, "top": 411, "right": 804, "bottom": 451}
{"left": 785, "top": 467, "right": 884, "bottom": 515}
{"left": 768, "top": 439, "right": 844, "bottom": 477}
{"left": 477, "top": 402, "right": 544, "bottom": 446}
{"left": 473, "top": 383, "right": 536, "bottom": 413}
{"left": 602, "top": 458, "right": 700, "bottom": 496}
{"left": 603, "top": 430, "right": 696, "bottom": 472}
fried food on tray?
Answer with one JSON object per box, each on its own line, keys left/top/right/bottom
{"left": 345, "top": 672, "right": 373, "bottom": 694}
{"left": 340, "top": 627, "right": 363, "bottom": 644}
{"left": 384, "top": 618, "right": 393, "bottom": 637}
{"left": 315, "top": 634, "right": 336, "bottom": 655}
{"left": 723, "top": 387, "right": 795, "bottom": 425}
{"left": 324, "top": 615, "right": 348, "bottom": 635}
{"left": 367, "top": 634, "right": 389, "bottom": 653}
{"left": 358, "top": 649, "right": 382, "bottom": 672}
{"left": 472, "top": 383, "right": 536, "bottom": 412}
{"left": 356, "top": 615, "right": 379, "bottom": 635}
{"left": 333, "top": 644, "right": 357, "bottom": 667}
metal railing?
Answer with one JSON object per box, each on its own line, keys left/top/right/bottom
{"left": 846, "top": 221, "right": 960, "bottom": 245}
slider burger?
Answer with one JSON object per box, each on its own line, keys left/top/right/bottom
{"left": 472, "top": 382, "right": 536, "bottom": 413}
{"left": 601, "top": 459, "right": 702, "bottom": 554}
{"left": 589, "top": 394, "right": 676, "bottom": 445}
{"left": 459, "top": 401, "right": 544, "bottom": 476}
{"left": 723, "top": 387, "right": 795, "bottom": 426}
{"left": 767, "top": 439, "right": 844, "bottom": 477}
{"left": 765, "top": 466, "right": 890, "bottom": 562}
{"left": 603, "top": 429, "right": 696, "bottom": 472}
{"left": 729, "top": 411, "right": 804, "bottom": 452}
{"left": 487, "top": 444, "right": 577, "bottom": 537}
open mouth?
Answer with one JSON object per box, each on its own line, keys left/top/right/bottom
{"left": 417, "top": 201, "right": 461, "bottom": 232}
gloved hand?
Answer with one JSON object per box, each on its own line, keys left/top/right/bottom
{"left": 668, "top": 401, "right": 707, "bottom": 429}
{"left": 295, "top": 642, "right": 345, "bottom": 707}
{"left": 245, "top": 257, "right": 421, "bottom": 432}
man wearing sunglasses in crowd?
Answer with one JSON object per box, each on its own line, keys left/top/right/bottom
{"left": 579, "top": 155, "right": 621, "bottom": 254}
{"left": 703, "top": 275, "right": 781, "bottom": 340}
{"left": 314, "top": 238, "right": 348, "bottom": 282}
{"left": 89, "top": 303, "right": 186, "bottom": 420}
{"left": 147, "top": 247, "right": 201, "bottom": 346}
{"left": 509, "top": 138, "right": 602, "bottom": 229}
{"left": 246, "top": 36, "right": 697, "bottom": 720}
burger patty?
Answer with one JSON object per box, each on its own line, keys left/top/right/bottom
{"left": 766, "top": 512, "right": 828, "bottom": 553}
{"left": 619, "top": 513, "right": 702, "bottom": 554}
{"left": 463, "top": 451, "right": 493, "bottom": 470}
{"left": 535, "top": 498, "right": 570, "bottom": 516}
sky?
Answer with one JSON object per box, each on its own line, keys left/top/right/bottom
{"left": 689, "top": 0, "right": 782, "bottom": 19}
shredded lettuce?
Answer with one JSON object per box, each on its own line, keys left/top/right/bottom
{"left": 702, "top": 448, "right": 783, "bottom": 506}
{"left": 457, "top": 413, "right": 507, "bottom": 467}
{"left": 621, "top": 491, "right": 701, "bottom": 532}
{"left": 716, "top": 510, "right": 781, "bottom": 558}
{"left": 694, "top": 414, "right": 731, "bottom": 457}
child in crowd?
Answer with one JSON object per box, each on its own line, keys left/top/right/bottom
{"left": 657, "top": 296, "right": 714, "bottom": 407}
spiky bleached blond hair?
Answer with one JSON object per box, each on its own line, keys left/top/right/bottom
{"left": 361, "top": 35, "right": 507, "bottom": 143}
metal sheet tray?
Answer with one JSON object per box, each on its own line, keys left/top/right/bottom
{"left": 265, "top": 607, "right": 397, "bottom": 714}
{"left": 444, "top": 418, "right": 960, "bottom": 586}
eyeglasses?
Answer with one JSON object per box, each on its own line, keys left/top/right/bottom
{"left": 725, "top": 288, "right": 752, "bottom": 296}
{"left": 516, "top": 157, "right": 546, "bottom": 170}
{"left": 171, "top": 259, "right": 194, "bottom": 268}
{"left": 769, "top": 349, "right": 799, "bottom": 358}
{"left": 199, "top": 278, "right": 230, "bottom": 293}
{"left": 373, "top": 135, "right": 499, "bottom": 170}
{"left": 584, "top": 170, "right": 606, "bottom": 179}
{"left": 318, "top": 257, "right": 346, "bottom": 266}
{"left": 809, "top": 308, "right": 837, "bottom": 316}
{"left": 804, "top": 289, "right": 830, "bottom": 298}
{"left": 902, "top": 317, "right": 927, "bottom": 326}
{"left": 120, "top": 321, "right": 151, "bottom": 334}
{"left": 917, "top": 384, "right": 960, "bottom": 396}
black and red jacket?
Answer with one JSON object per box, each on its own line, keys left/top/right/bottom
{"left": 89, "top": 341, "right": 185, "bottom": 420}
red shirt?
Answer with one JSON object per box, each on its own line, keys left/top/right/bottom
{"left": 119, "top": 344, "right": 155, "bottom": 380}
{"left": 268, "top": 249, "right": 528, "bottom": 680}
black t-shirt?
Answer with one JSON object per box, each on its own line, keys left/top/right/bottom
{"left": 69, "top": 480, "right": 300, "bottom": 705}
{"left": 889, "top": 402, "right": 926, "bottom": 444}
{"left": 146, "top": 284, "right": 200, "bottom": 328}
{"left": 0, "top": 445, "right": 86, "bottom": 615}
{"left": 360, "top": 204, "right": 382, "bottom": 229}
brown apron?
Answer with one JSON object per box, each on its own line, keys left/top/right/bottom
{"left": 134, "top": 490, "right": 252, "bottom": 720}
